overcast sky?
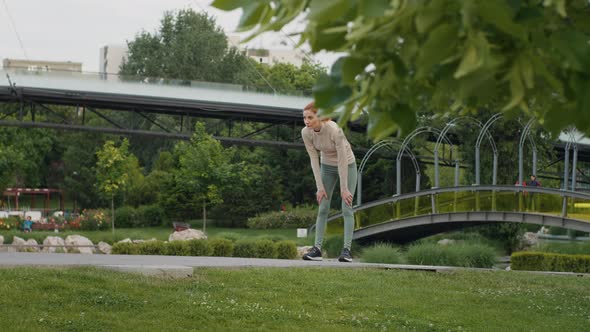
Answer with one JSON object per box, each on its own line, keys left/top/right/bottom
{"left": 0, "top": 0, "right": 339, "bottom": 73}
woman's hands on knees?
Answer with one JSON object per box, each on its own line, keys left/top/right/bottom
{"left": 341, "top": 190, "right": 353, "bottom": 207}
{"left": 316, "top": 189, "right": 328, "bottom": 204}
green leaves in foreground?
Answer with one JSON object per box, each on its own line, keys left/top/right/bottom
{"left": 214, "top": 0, "right": 590, "bottom": 139}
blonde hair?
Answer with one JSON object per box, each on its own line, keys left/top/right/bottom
{"left": 304, "top": 101, "right": 330, "bottom": 122}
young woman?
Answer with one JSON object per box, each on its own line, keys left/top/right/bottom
{"left": 301, "top": 101, "right": 357, "bottom": 262}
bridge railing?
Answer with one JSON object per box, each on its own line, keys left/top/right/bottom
{"left": 324, "top": 186, "right": 590, "bottom": 234}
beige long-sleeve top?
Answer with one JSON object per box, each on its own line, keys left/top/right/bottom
{"left": 301, "top": 121, "right": 355, "bottom": 192}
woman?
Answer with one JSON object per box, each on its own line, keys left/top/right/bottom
{"left": 301, "top": 101, "right": 357, "bottom": 262}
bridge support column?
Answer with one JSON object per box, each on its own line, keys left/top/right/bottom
{"left": 563, "top": 147, "right": 570, "bottom": 190}
{"left": 431, "top": 194, "right": 436, "bottom": 214}
{"left": 562, "top": 196, "right": 568, "bottom": 217}
{"left": 454, "top": 161, "right": 459, "bottom": 187}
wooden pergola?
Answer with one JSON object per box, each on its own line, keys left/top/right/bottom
{"left": 2, "top": 188, "right": 64, "bottom": 215}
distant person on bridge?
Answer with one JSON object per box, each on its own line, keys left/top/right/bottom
{"left": 526, "top": 175, "right": 541, "bottom": 210}
{"left": 301, "top": 101, "right": 357, "bottom": 263}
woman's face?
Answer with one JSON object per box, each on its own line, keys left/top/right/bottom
{"left": 303, "top": 110, "right": 321, "bottom": 130}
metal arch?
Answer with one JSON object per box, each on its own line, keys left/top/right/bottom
{"left": 518, "top": 118, "right": 537, "bottom": 186}
{"left": 433, "top": 116, "right": 498, "bottom": 187}
{"left": 356, "top": 139, "right": 421, "bottom": 206}
{"left": 564, "top": 129, "right": 583, "bottom": 191}
{"left": 395, "top": 127, "right": 459, "bottom": 195}
{"left": 475, "top": 113, "right": 503, "bottom": 185}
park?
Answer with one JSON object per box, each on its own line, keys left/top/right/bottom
{"left": 1, "top": 1, "right": 590, "bottom": 330}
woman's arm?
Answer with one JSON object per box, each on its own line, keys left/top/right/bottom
{"left": 302, "top": 129, "right": 325, "bottom": 193}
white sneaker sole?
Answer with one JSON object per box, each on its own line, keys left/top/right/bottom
{"left": 338, "top": 257, "right": 352, "bottom": 262}
{"left": 303, "top": 255, "right": 323, "bottom": 261}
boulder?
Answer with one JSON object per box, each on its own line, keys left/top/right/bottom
{"left": 42, "top": 236, "right": 67, "bottom": 253}
{"left": 12, "top": 236, "right": 27, "bottom": 252}
{"left": 437, "top": 239, "right": 456, "bottom": 246}
{"left": 25, "top": 239, "right": 40, "bottom": 252}
{"left": 65, "top": 235, "right": 95, "bottom": 254}
{"left": 297, "top": 246, "right": 313, "bottom": 258}
{"left": 168, "top": 229, "right": 207, "bottom": 242}
{"left": 521, "top": 232, "right": 539, "bottom": 249}
{"left": 118, "top": 238, "right": 132, "bottom": 243}
{"left": 97, "top": 241, "right": 112, "bottom": 255}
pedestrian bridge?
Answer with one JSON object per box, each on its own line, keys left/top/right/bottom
{"left": 323, "top": 186, "right": 590, "bottom": 243}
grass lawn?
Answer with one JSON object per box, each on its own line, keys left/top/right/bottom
{"left": 0, "top": 226, "right": 312, "bottom": 245}
{"left": 0, "top": 267, "right": 588, "bottom": 331}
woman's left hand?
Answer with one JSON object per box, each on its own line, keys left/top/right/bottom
{"left": 341, "top": 190, "right": 353, "bottom": 207}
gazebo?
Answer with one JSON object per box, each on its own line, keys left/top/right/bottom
{"left": 2, "top": 188, "right": 64, "bottom": 215}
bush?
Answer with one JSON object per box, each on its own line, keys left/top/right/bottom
{"left": 511, "top": 251, "right": 590, "bottom": 273}
{"left": 214, "top": 232, "right": 242, "bottom": 242}
{"left": 276, "top": 240, "right": 297, "bottom": 259}
{"left": 406, "top": 243, "right": 496, "bottom": 268}
{"left": 112, "top": 242, "right": 140, "bottom": 255}
{"left": 537, "top": 242, "right": 590, "bottom": 255}
{"left": 0, "top": 216, "right": 21, "bottom": 230}
{"left": 80, "top": 209, "right": 110, "bottom": 231}
{"left": 115, "top": 206, "right": 137, "bottom": 228}
{"left": 361, "top": 243, "right": 404, "bottom": 264}
{"left": 137, "top": 240, "right": 165, "bottom": 255}
{"left": 209, "top": 238, "right": 234, "bottom": 257}
{"left": 234, "top": 240, "right": 258, "bottom": 258}
{"left": 323, "top": 235, "right": 360, "bottom": 258}
{"left": 165, "top": 241, "right": 190, "bottom": 256}
{"left": 247, "top": 207, "right": 317, "bottom": 229}
{"left": 254, "top": 239, "right": 278, "bottom": 258}
{"left": 187, "top": 239, "right": 212, "bottom": 256}
{"left": 136, "top": 204, "right": 166, "bottom": 227}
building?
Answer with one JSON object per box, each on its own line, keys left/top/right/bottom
{"left": 245, "top": 48, "right": 306, "bottom": 67}
{"left": 2, "top": 58, "right": 82, "bottom": 72}
{"left": 99, "top": 44, "right": 128, "bottom": 78}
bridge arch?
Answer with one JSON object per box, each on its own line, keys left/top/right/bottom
{"left": 356, "top": 139, "right": 420, "bottom": 206}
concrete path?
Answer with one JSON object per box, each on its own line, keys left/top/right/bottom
{"left": 0, "top": 252, "right": 456, "bottom": 278}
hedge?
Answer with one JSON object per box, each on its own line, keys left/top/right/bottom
{"left": 110, "top": 238, "right": 297, "bottom": 259}
{"left": 247, "top": 209, "right": 317, "bottom": 229}
{"left": 511, "top": 251, "right": 590, "bottom": 273}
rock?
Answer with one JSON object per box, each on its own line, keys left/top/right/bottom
{"left": 505, "top": 266, "right": 511, "bottom": 271}
{"left": 168, "top": 229, "right": 207, "bottom": 242}
{"left": 98, "top": 241, "right": 112, "bottom": 255}
{"left": 297, "top": 246, "right": 313, "bottom": 258}
{"left": 42, "top": 236, "right": 67, "bottom": 253}
{"left": 437, "top": 239, "right": 456, "bottom": 246}
{"left": 25, "top": 239, "right": 40, "bottom": 252}
{"left": 12, "top": 236, "right": 27, "bottom": 252}
{"left": 521, "top": 232, "right": 539, "bottom": 248}
{"left": 118, "top": 238, "right": 132, "bottom": 243}
{"left": 65, "top": 235, "right": 95, "bottom": 254}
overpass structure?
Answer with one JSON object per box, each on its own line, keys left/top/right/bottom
{"left": 0, "top": 68, "right": 312, "bottom": 148}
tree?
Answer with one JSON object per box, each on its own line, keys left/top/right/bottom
{"left": 96, "top": 139, "right": 137, "bottom": 237}
{"left": 173, "top": 122, "right": 232, "bottom": 232}
{"left": 120, "top": 9, "right": 248, "bottom": 83}
{"left": 213, "top": 0, "right": 590, "bottom": 139}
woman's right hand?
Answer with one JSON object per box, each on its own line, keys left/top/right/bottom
{"left": 316, "top": 189, "right": 328, "bottom": 204}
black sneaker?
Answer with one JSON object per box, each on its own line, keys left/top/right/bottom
{"left": 302, "top": 246, "right": 323, "bottom": 261}
{"left": 338, "top": 248, "right": 352, "bottom": 262}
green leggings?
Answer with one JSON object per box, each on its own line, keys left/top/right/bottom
{"left": 314, "top": 162, "right": 357, "bottom": 249}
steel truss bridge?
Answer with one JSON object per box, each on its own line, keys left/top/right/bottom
{"left": 321, "top": 186, "right": 590, "bottom": 243}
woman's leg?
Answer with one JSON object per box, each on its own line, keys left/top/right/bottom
{"left": 314, "top": 164, "right": 338, "bottom": 248}
{"left": 342, "top": 163, "right": 358, "bottom": 249}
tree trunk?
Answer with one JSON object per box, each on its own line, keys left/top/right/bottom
{"left": 111, "top": 195, "right": 115, "bottom": 239}
{"left": 202, "top": 201, "right": 207, "bottom": 234}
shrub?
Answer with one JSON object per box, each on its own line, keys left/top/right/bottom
{"left": 136, "top": 204, "right": 166, "bottom": 227}
{"left": 80, "top": 209, "right": 110, "bottom": 231}
{"left": 247, "top": 207, "right": 317, "bottom": 229}
{"left": 137, "top": 240, "right": 165, "bottom": 255}
{"left": 115, "top": 206, "right": 137, "bottom": 228}
{"left": 187, "top": 239, "right": 211, "bottom": 256}
{"left": 234, "top": 240, "right": 258, "bottom": 258}
{"left": 214, "top": 232, "right": 242, "bottom": 242}
{"left": 276, "top": 240, "right": 297, "bottom": 259}
{"left": 209, "top": 238, "right": 234, "bottom": 257}
{"left": 323, "top": 235, "right": 360, "bottom": 258}
{"left": 165, "top": 241, "right": 190, "bottom": 256}
{"left": 361, "top": 243, "right": 403, "bottom": 264}
{"left": 0, "top": 216, "right": 21, "bottom": 230}
{"left": 112, "top": 242, "right": 140, "bottom": 255}
{"left": 406, "top": 243, "right": 496, "bottom": 268}
{"left": 254, "top": 239, "right": 278, "bottom": 258}
{"left": 511, "top": 251, "right": 590, "bottom": 273}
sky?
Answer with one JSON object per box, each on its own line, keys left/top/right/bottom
{"left": 0, "top": 0, "right": 339, "bottom": 73}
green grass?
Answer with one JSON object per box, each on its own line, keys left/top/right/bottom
{"left": 0, "top": 267, "right": 589, "bottom": 331}
{"left": 0, "top": 226, "right": 312, "bottom": 245}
